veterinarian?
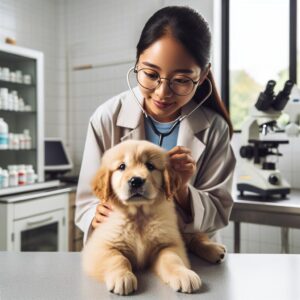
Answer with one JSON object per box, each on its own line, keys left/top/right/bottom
{"left": 75, "top": 6, "right": 236, "bottom": 243}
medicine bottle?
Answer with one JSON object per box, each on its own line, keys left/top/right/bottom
{"left": 8, "top": 165, "right": 18, "bottom": 187}
{"left": 1, "top": 169, "right": 8, "bottom": 188}
{"left": 18, "top": 165, "right": 26, "bottom": 185}
{"left": 0, "top": 118, "right": 8, "bottom": 149}
{"left": 23, "top": 129, "right": 32, "bottom": 149}
{"left": 25, "top": 165, "right": 35, "bottom": 184}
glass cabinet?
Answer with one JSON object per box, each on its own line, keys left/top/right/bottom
{"left": 0, "top": 44, "right": 44, "bottom": 195}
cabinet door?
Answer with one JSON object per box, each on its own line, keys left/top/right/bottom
{"left": 13, "top": 209, "right": 66, "bottom": 252}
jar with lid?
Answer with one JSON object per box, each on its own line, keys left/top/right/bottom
{"left": 8, "top": 165, "right": 18, "bottom": 187}
{"left": 18, "top": 165, "right": 26, "bottom": 185}
{"left": 25, "top": 165, "right": 35, "bottom": 184}
{"left": 0, "top": 118, "right": 9, "bottom": 149}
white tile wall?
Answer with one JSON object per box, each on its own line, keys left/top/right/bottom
{"left": 1, "top": 0, "right": 299, "bottom": 254}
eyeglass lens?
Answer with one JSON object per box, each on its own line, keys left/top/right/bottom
{"left": 136, "top": 68, "right": 196, "bottom": 96}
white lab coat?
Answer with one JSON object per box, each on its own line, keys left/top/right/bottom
{"left": 75, "top": 87, "right": 236, "bottom": 243}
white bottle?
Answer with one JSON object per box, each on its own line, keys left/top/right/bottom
{"left": 23, "top": 129, "right": 32, "bottom": 149}
{"left": 19, "top": 133, "right": 26, "bottom": 149}
{"left": 7, "top": 94, "right": 14, "bottom": 111}
{"left": 8, "top": 165, "right": 18, "bottom": 187}
{"left": 25, "top": 165, "right": 35, "bottom": 184}
{"left": 18, "top": 164, "right": 26, "bottom": 185}
{"left": 13, "top": 134, "right": 20, "bottom": 150}
{"left": 0, "top": 88, "right": 9, "bottom": 110}
{"left": 0, "top": 118, "right": 9, "bottom": 149}
{"left": 1, "top": 169, "right": 8, "bottom": 188}
{"left": 8, "top": 133, "right": 14, "bottom": 149}
{"left": 0, "top": 167, "right": 2, "bottom": 188}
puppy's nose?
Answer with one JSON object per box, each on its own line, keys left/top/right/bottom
{"left": 128, "top": 177, "right": 145, "bottom": 188}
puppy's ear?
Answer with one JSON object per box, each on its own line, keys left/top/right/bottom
{"left": 163, "top": 165, "right": 181, "bottom": 200}
{"left": 92, "top": 166, "right": 112, "bottom": 203}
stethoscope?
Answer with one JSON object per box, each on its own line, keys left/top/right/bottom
{"left": 126, "top": 66, "right": 212, "bottom": 146}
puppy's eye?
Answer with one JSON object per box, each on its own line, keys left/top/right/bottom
{"left": 146, "top": 162, "right": 155, "bottom": 171}
{"left": 118, "top": 163, "right": 126, "bottom": 171}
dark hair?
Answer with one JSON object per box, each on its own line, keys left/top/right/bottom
{"left": 136, "top": 6, "right": 233, "bottom": 137}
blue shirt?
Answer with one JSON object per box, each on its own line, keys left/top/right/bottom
{"left": 144, "top": 115, "right": 179, "bottom": 151}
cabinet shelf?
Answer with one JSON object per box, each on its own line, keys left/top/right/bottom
{"left": 0, "top": 79, "right": 35, "bottom": 87}
{"left": 0, "top": 148, "right": 36, "bottom": 151}
{"left": 0, "top": 109, "right": 36, "bottom": 113}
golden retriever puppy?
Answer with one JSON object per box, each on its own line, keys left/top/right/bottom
{"left": 82, "top": 140, "right": 225, "bottom": 295}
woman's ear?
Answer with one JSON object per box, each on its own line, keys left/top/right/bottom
{"left": 163, "top": 165, "right": 181, "bottom": 200}
{"left": 198, "top": 63, "right": 211, "bottom": 85}
{"left": 92, "top": 166, "right": 112, "bottom": 203}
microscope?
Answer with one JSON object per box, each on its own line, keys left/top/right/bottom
{"left": 237, "top": 80, "right": 294, "bottom": 199}
{"left": 282, "top": 84, "right": 300, "bottom": 137}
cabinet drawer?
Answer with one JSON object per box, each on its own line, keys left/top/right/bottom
{"left": 13, "top": 193, "right": 68, "bottom": 220}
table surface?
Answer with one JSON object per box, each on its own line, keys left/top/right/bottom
{"left": 232, "top": 189, "right": 300, "bottom": 213}
{"left": 0, "top": 252, "right": 299, "bottom": 300}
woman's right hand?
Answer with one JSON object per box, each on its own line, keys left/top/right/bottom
{"left": 92, "top": 203, "right": 113, "bottom": 229}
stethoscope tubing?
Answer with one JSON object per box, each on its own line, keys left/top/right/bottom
{"left": 126, "top": 66, "right": 212, "bottom": 146}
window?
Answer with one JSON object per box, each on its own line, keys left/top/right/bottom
{"left": 226, "top": 0, "right": 291, "bottom": 130}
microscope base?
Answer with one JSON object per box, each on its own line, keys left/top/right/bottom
{"left": 237, "top": 183, "right": 290, "bottom": 199}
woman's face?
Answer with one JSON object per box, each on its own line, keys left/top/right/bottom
{"left": 137, "top": 36, "right": 207, "bottom": 122}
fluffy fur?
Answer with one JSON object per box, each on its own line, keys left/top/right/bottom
{"left": 82, "top": 140, "right": 225, "bottom": 295}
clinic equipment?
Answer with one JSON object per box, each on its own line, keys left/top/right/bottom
{"left": 281, "top": 84, "right": 300, "bottom": 137}
{"left": 126, "top": 66, "right": 212, "bottom": 146}
{"left": 237, "top": 80, "right": 293, "bottom": 199}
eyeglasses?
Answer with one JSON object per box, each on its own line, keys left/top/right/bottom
{"left": 134, "top": 68, "right": 200, "bottom": 96}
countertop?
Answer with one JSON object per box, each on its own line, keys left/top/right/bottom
{"left": 232, "top": 189, "right": 300, "bottom": 213}
{"left": 0, "top": 252, "right": 299, "bottom": 300}
{"left": 0, "top": 182, "right": 77, "bottom": 203}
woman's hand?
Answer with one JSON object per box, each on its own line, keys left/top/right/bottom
{"left": 168, "top": 146, "right": 196, "bottom": 187}
{"left": 167, "top": 146, "right": 196, "bottom": 215}
{"left": 92, "top": 203, "right": 113, "bottom": 229}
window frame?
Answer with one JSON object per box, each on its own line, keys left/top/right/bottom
{"left": 221, "top": 0, "right": 297, "bottom": 129}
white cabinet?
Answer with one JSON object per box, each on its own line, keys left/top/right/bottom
{"left": 0, "top": 43, "right": 44, "bottom": 194}
{"left": 0, "top": 192, "right": 69, "bottom": 251}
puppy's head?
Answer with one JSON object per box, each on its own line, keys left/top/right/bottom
{"left": 92, "top": 140, "right": 180, "bottom": 206}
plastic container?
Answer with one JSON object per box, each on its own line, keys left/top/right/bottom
{"left": 23, "top": 129, "right": 32, "bottom": 149}
{"left": 0, "top": 88, "right": 9, "bottom": 110}
{"left": 0, "top": 167, "right": 2, "bottom": 188}
{"left": 25, "top": 165, "right": 35, "bottom": 184}
{"left": 18, "top": 164, "right": 26, "bottom": 185}
{"left": 0, "top": 118, "right": 9, "bottom": 149}
{"left": 19, "top": 134, "right": 26, "bottom": 149}
{"left": 1, "top": 169, "right": 8, "bottom": 188}
{"left": 8, "top": 165, "right": 18, "bottom": 187}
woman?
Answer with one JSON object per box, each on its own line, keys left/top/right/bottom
{"left": 75, "top": 6, "right": 236, "bottom": 244}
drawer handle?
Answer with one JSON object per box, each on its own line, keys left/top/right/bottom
{"left": 27, "top": 216, "right": 54, "bottom": 226}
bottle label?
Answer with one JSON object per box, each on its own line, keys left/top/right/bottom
{"left": 0, "top": 133, "right": 8, "bottom": 145}
{"left": 18, "top": 173, "right": 26, "bottom": 185}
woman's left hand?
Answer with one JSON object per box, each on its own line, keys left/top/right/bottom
{"left": 167, "top": 146, "right": 196, "bottom": 188}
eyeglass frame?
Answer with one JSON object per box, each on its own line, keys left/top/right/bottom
{"left": 133, "top": 66, "right": 201, "bottom": 96}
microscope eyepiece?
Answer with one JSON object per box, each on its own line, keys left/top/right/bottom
{"left": 264, "top": 80, "right": 276, "bottom": 95}
{"left": 272, "top": 80, "right": 294, "bottom": 111}
{"left": 255, "top": 80, "right": 276, "bottom": 111}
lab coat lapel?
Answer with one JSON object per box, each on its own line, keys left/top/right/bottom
{"left": 177, "top": 100, "right": 210, "bottom": 165}
{"left": 117, "top": 87, "right": 146, "bottom": 141}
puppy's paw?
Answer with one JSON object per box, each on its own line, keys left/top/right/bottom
{"left": 199, "top": 242, "right": 226, "bottom": 264}
{"left": 105, "top": 271, "right": 138, "bottom": 295}
{"left": 207, "top": 242, "right": 226, "bottom": 264}
{"left": 167, "top": 267, "right": 201, "bottom": 293}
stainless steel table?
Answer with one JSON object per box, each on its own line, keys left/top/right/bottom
{"left": 230, "top": 189, "right": 300, "bottom": 253}
{"left": 0, "top": 252, "right": 299, "bottom": 300}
